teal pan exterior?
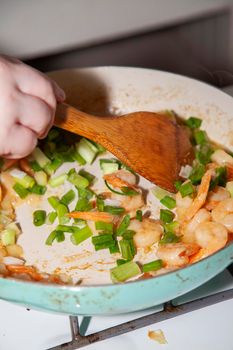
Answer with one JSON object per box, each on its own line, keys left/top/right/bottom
{"left": 0, "top": 242, "right": 232, "bottom": 316}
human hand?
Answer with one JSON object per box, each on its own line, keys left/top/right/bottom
{"left": 0, "top": 55, "right": 65, "bottom": 159}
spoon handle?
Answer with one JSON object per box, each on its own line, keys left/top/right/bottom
{"left": 54, "top": 102, "right": 111, "bottom": 141}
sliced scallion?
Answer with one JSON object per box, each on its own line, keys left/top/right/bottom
{"left": 189, "top": 164, "right": 205, "bottom": 185}
{"left": 136, "top": 210, "right": 143, "bottom": 222}
{"left": 45, "top": 230, "right": 57, "bottom": 245}
{"left": 185, "top": 117, "right": 202, "bottom": 129}
{"left": 104, "top": 206, "right": 125, "bottom": 215}
{"left": 29, "top": 184, "right": 47, "bottom": 195}
{"left": 160, "top": 195, "right": 176, "bottom": 209}
{"left": 116, "top": 214, "right": 130, "bottom": 236}
{"left": 68, "top": 169, "right": 89, "bottom": 188}
{"left": 75, "top": 198, "right": 92, "bottom": 212}
{"left": 95, "top": 221, "right": 113, "bottom": 232}
{"left": 142, "top": 259, "right": 163, "bottom": 272}
{"left": 1, "top": 228, "right": 16, "bottom": 245}
{"left": 55, "top": 231, "right": 65, "bottom": 243}
{"left": 76, "top": 138, "right": 99, "bottom": 164}
{"left": 100, "top": 159, "right": 120, "bottom": 174}
{"left": 47, "top": 211, "right": 57, "bottom": 225}
{"left": 48, "top": 173, "right": 67, "bottom": 187}
{"left": 33, "top": 210, "right": 46, "bottom": 226}
{"left": 56, "top": 204, "right": 70, "bottom": 224}
{"left": 160, "top": 209, "right": 175, "bottom": 223}
{"left": 194, "top": 130, "right": 208, "bottom": 145}
{"left": 32, "top": 147, "right": 51, "bottom": 168}
{"left": 110, "top": 261, "right": 141, "bottom": 283}
{"left": 34, "top": 170, "right": 48, "bottom": 186}
{"left": 159, "top": 231, "right": 180, "bottom": 244}
{"left": 70, "top": 225, "right": 92, "bottom": 245}
{"left": 78, "top": 169, "right": 95, "bottom": 184}
{"left": 13, "top": 183, "right": 29, "bottom": 199}
{"left": 179, "top": 181, "right": 194, "bottom": 198}
{"left": 60, "top": 189, "right": 76, "bottom": 206}
{"left": 48, "top": 196, "right": 60, "bottom": 210}
{"left": 119, "top": 239, "right": 135, "bottom": 260}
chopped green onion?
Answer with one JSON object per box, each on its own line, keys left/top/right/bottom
{"left": 90, "top": 141, "right": 105, "bottom": 154}
{"left": 136, "top": 210, "right": 142, "bottom": 222}
{"left": 100, "top": 159, "right": 120, "bottom": 174}
{"left": 70, "top": 225, "right": 92, "bottom": 245}
{"left": 34, "top": 170, "right": 48, "bottom": 186}
{"left": 29, "top": 184, "right": 47, "bottom": 195}
{"left": 1, "top": 228, "right": 16, "bottom": 245}
{"left": 95, "top": 221, "right": 113, "bottom": 232}
{"left": 104, "top": 180, "right": 126, "bottom": 195}
{"left": 48, "top": 173, "right": 67, "bottom": 187}
{"left": 96, "top": 195, "right": 105, "bottom": 211}
{"left": 78, "top": 187, "right": 94, "bottom": 200}
{"left": 116, "top": 214, "right": 131, "bottom": 236}
{"left": 104, "top": 206, "right": 125, "bottom": 215}
{"left": 189, "top": 164, "right": 205, "bottom": 185}
{"left": 116, "top": 259, "right": 129, "bottom": 266}
{"left": 194, "top": 130, "right": 208, "bottom": 145}
{"left": 68, "top": 169, "right": 89, "bottom": 188}
{"left": 174, "top": 180, "right": 182, "bottom": 191}
{"left": 122, "top": 230, "right": 136, "bottom": 239}
{"left": 109, "top": 242, "right": 120, "bottom": 254}
{"left": 179, "top": 181, "right": 194, "bottom": 198}
{"left": 47, "top": 128, "right": 60, "bottom": 141}
{"left": 92, "top": 234, "right": 114, "bottom": 245}
{"left": 121, "top": 187, "right": 138, "bottom": 196}
{"left": 119, "top": 239, "right": 136, "bottom": 260}
{"left": 44, "top": 158, "right": 63, "bottom": 175}
{"left": 195, "top": 145, "right": 213, "bottom": 165}
{"left": 163, "top": 221, "right": 179, "bottom": 233}
{"left": 56, "top": 225, "right": 82, "bottom": 233}
{"left": 160, "top": 195, "right": 176, "bottom": 209}
{"left": 30, "top": 160, "right": 42, "bottom": 172}
{"left": 45, "top": 230, "right": 57, "bottom": 245}
{"left": 94, "top": 241, "right": 116, "bottom": 251}
{"left": 142, "top": 259, "right": 163, "bottom": 273}
{"left": 76, "top": 138, "right": 99, "bottom": 164}
{"left": 160, "top": 209, "right": 175, "bottom": 223}
{"left": 75, "top": 198, "right": 92, "bottom": 212}
{"left": 48, "top": 196, "right": 60, "bottom": 210}
{"left": 110, "top": 261, "right": 141, "bottom": 283}
{"left": 56, "top": 204, "right": 70, "bottom": 224}
{"left": 47, "top": 212, "right": 57, "bottom": 225}
{"left": 159, "top": 232, "right": 180, "bottom": 244}
{"left": 185, "top": 117, "right": 202, "bottom": 129}
{"left": 72, "top": 151, "right": 86, "bottom": 165}
{"left": 32, "top": 147, "right": 51, "bottom": 168}
{"left": 60, "top": 189, "right": 76, "bottom": 206}
{"left": 10, "top": 169, "right": 35, "bottom": 189}
{"left": 78, "top": 169, "right": 95, "bottom": 184}
{"left": 55, "top": 231, "right": 65, "bottom": 243}
{"left": 33, "top": 210, "right": 46, "bottom": 226}
{"left": 151, "top": 186, "right": 172, "bottom": 200}
{"left": 210, "top": 166, "right": 227, "bottom": 190}
{"left": 13, "top": 183, "right": 29, "bottom": 199}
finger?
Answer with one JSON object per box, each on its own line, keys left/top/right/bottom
{"left": 5, "top": 125, "right": 37, "bottom": 159}
{"left": 51, "top": 79, "right": 66, "bottom": 102}
{"left": 18, "top": 92, "right": 54, "bottom": 138}
{"left": 13, "top": 63, "right": 57, "bottom": 110}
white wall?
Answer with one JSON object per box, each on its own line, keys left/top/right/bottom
{"left": 0, "top": 0, "right": 232, "bottom": 59}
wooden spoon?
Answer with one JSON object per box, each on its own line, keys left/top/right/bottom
{"left": 55, "top": 103, "right": 192, "bottom": 192}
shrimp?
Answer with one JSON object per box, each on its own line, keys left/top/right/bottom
{"left": 129, "top": 218, "right": 163, "bottom": 249}
{"left": 183, "top": 170, "right": 212, "bottom": 222}
{"left": 204, "top": 186, "right": 230, "bottom": 211}
{"left": 104, "top": 169, "right": 137, "bottom": 189}
{"left": 175, "top": 191, "right": 193, "bottom": 220}
{"left": 194, "top": 221, "right": 228, "bottom": 255}
{"left": 182, "top": 208, "right": 211, "bottom": 244}
{"left": 157, "top": 243, "right": 199, "bottom": 267}
{"left": 67, "top": 211, "right": 117, "bottom": 223}
{"left": 211, "top": 198, "right": 233, "bottom": 233}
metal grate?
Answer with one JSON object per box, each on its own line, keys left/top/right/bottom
{"left": 48, "top": 267, "right": 233, "bottom": 350}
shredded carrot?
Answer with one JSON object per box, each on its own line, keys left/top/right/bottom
{"left": 67, "top": 211, "right": 116, "bottom": 223}
{"left": 7, "top": 265, "right": 43, "bottom": 281}
{"left": 19, "top": 158, "right": 34, "bottom": 177}
{"left": 2, "top": 159, "right": 18, "bottom": 171}
{"left": 104, "top": 174, "right": 136, "bottom": 189}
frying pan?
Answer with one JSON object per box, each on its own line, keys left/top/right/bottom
{"left": 0, "top": 67, "right": 233, "bottom": 315}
